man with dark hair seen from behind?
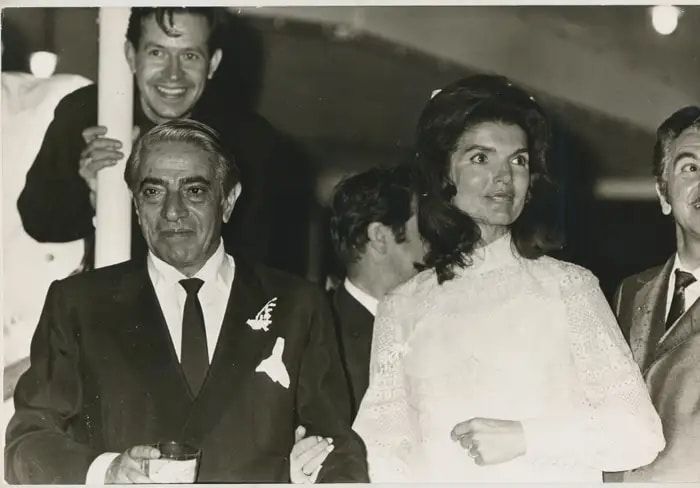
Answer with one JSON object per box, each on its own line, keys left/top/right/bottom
{"left": 5, "top": 119, "right": 368, "bottom": 484}
{"left": 287, "top": 165, "right": 425, "bottom": 482}
{"left": 329, "top": 165, "right": 425, "bottom": 417}
{"left": 612, "top": 106, "right": 700, "bottom": 481}
{"left": 17, "top": 7, "right": 298, "bottom": 273}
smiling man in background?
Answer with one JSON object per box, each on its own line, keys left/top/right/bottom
{"left": 18, "top": 7, "right": 288, "bottom": 271}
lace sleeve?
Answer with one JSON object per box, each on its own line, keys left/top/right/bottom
{"left": 521, "top": 267, "right": 665, "bottom": 472}
{"left": 352, "top": 292, "right": 419, "bottom": 482}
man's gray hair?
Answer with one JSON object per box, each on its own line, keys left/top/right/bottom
{"left": 653, "top": 106, "right": 700, "bottom": 198}
{"left": 124, "top": 119, "right": 240, "bottom": 195}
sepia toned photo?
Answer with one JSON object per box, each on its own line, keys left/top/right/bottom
{"left": 2, "top": 3, "right": 698, "bottom": 483}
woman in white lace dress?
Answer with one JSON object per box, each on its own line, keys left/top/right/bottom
{"left": 352, "top": 75, "right": 664, "bottom": 482}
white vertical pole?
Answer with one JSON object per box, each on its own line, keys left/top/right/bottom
{"left": 95, "top": 7, "right": 133, "bottom": 268}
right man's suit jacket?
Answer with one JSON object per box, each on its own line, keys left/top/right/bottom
{"left": 332, "top": 284, "right": 374, "bottom": 420}
{"left": 5, "top": 258, "right": 368, "bottom": 484}
{"left": 612, "top": 256, "right": 700, "bottom": 481}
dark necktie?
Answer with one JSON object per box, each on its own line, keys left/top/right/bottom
{"left": 666, "top": 269, "right": 696, "bottom": 329}
{"left": 179, "top": 278, "right": 209, "bottom": 396}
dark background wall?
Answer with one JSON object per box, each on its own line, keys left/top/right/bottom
{"left": 3, "top": 6, "right": 694, "bottom": 295}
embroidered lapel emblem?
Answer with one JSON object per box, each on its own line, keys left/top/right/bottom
{"left": 255, "top": 337, "right": 290, "bottom": 388}
{"left": 247, "top": 297, "right": 277, "bottom": 332}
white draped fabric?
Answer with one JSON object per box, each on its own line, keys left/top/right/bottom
{"left": 353, "top": 233, "right": 665, "bottom": 482}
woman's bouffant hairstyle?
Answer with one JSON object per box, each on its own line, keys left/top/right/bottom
{"left": 414, "top": 74, "right": 562, "bottom": 284}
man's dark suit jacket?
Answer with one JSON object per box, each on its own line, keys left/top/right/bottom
{"left": 612, "top": 256, "right": 700, "bottom": 481}
{"left": 332, "top": 283, "right": 374, "bottom": 420}
{"left": 5, "top": 258, "right": 368, "bottom": 483}
{"left": 16, "top": 84, "right": 310, "bottom": 275}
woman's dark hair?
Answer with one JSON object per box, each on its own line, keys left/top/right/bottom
{"left": 414, "top": 74, "right": 562, "bottom": 283}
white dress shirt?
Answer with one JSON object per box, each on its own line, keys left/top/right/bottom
{"left": 344, "top": 277, "right": 378, "bottom": 316}
{"left": 663, "top": 254, "right": 700, "bottom": 330}
{"left": 85, "top": 240, "right": 235, "bottom": 483}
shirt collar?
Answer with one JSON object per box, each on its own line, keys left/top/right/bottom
{"left": 671, "top": 253, "right": 700, "bottom": 279}
{"left": 148, "top": 239, "right": 232, "bottom": 290}
{"left": 344, "top": 277, "right": 378, "bottom": 316}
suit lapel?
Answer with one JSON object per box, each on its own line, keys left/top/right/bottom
{"left": 182, "top": 259, "right": 277, "bottom": 443}
{"left": 630, "top": 257, "right": 673, "bottom": 372}
{"left": 654, "top": 283, "right": 700, "bottom": 360}
{"left": 108, "top": 263, "right": 194, "bottom": 421}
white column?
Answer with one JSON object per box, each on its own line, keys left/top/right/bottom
{"left": 95, "top": 7, "right": 134, "bottom": 268}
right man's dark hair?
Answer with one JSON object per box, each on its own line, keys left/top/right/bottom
{"left": 330, "top": 165, "right": 415, "bottom": 267}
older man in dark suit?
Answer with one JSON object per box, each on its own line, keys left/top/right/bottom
{"left": 5, "top": 119, "right": 368, "bottom": 484}
{"left": 612, "top": 106, "right": 700, "bottom": 481}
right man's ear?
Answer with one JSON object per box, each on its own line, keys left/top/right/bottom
{"left": 124, "top": 41, "right": 136, "bottom": 74}
{"left": 366, "top": 222, "right": 390, "bottom": 256}
{"left": 655, "top": 182, "right": 672, "bottom": 216}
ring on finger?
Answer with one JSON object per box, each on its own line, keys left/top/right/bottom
{"left": 301, "top": 466, "right": 314, "bottom": 477}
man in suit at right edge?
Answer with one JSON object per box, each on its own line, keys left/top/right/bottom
{"left": 611, "top": 106, "right": 700, "bottom": 481}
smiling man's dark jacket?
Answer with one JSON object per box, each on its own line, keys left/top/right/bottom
{"left": 17, "top": 84, "right": 308, "bottom": 275}
{"left": 5, "top": 255, "right": 369, "bottom": 483}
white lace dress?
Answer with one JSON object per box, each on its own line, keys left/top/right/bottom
{"left": 352, "top": 234, "right": 664, "bottom": 482}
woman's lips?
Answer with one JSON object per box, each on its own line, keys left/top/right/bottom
{"left": 487, "top": 191, "right": 514, "bottom": 202}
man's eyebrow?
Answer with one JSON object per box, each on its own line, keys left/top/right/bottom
{"left": 673, "top": 151, "right": 700, "bottom": 165}
{"left": 143, "top": 41, "right": 206, "bottom": 54}
{"left": 139, "top": 177, "right": 167, "bottom": 190}
{"left": 181, "top": 176, "right": 212, "bottom": 186}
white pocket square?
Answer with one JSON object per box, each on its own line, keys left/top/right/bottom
{"left": 255, "top": 337, "right": 290, "bottom": 388}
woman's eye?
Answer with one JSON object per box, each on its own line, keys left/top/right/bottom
{"left": 469, "top": 153, "right": 487, "bottom": 164}
{"left": 512, "top": 154, "right": 529, "bottom": 166}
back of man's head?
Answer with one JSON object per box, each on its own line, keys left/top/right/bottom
{"left": 330, "top": 165, "right": 414, "bottom": 268}
{"left": 126, "top": 7, "right": 225, "bottom": 54}
{"left": 654, "top": 105, "right": 700, "bottom": 195}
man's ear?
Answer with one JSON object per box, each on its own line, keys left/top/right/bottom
{"left": 222, "top": 182, "right": 242, "bottom": 223}
{"left": 366, "top": 222, "right": 389, "bottom": 255}
{"left": 130, "top": 190, "right": 143, "bottom": 224}
{"left": 124, "top": 41, "right": 136, "bottom": 74}
{"left": 208, "top": 49, "right": 223, "bottom": 80}
{"left": 655, "top": 181, "right": 672, "bottom": 216}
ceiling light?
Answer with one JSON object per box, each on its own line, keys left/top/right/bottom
{"left": 651, "top": 5, "right": 681, "bottom": 35}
